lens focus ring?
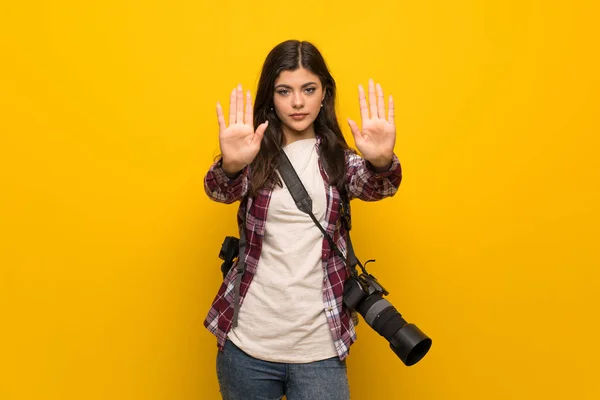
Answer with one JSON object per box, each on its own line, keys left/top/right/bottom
{"left": 364, "top": 298, "right": 393, "bottom": 326}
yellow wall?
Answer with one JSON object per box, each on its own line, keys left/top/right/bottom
{"left": 1, "top": 1, "right": 599, "bottom": 399}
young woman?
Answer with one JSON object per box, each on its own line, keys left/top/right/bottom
{"left": 204, "top": 40, "right": 402, "bottom": 400}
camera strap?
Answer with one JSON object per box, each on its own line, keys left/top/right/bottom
{"left": 231, "top": 228, "right": 246, "bottom": 328}
{"left": 277, "top": 148, "right": 359, "bottom": 272}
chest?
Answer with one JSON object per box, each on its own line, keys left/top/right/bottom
{"left": 243, "top": 153, "right": 342, "bottom": 237}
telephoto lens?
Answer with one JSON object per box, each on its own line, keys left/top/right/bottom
{"left": 344, "top": 277, "right": 432, "bottom": 366}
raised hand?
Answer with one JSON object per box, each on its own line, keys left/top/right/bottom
{"left": 217, "top": 84, "right": 268, "bottom": 176}
{"left": 347, "top": 79, "right": 396, "bottom": 168}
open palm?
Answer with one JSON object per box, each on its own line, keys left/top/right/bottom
{"left": 347, "top": 79, "right": 396, "bottom": 167}
{"left": 216, "top": 84, "right": 268, "bottom": 174}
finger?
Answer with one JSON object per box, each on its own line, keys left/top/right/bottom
{"left": 368, "top": 79, "right": 377, "bottom": 119}
{"left": 245, "top": 90, "right": 253, "bottom": 125}
{"left": 253, "top": 120, "right": 269, "bottom": 144}
{"left": 228, "top": 88, "right": 236, "bottom": 126}
{"left": 376, "top": 83, "right": 385, "bottom": 119}
{"left": 387, "top": 95, "right": 395, "bottom": 124}
{"left": 358, "top": 85, "right": 368, "bottom": 122}
{"left": 236, "top": 84, "right": 244, "bottom": 124}
{"left": 216, "top": 102, "right": 226, "bottom": 133}
{"left": 347, "top": 118, "right": 361, "bottom": 139}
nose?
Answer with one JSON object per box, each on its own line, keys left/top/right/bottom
{"left": 292, "top": 92, "right": 304, "bottom": 109}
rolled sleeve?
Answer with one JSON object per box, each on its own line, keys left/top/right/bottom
{"left": 204, "top": 158, "right": 250, "bottom": 204}
{"left": 345, "top": 151, "right": 402, "bottom": 201}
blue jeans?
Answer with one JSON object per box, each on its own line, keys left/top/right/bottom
{"left": 216, "top": 340, "right": 350, "bottom": 400}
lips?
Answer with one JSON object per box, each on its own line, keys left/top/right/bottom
{"left": 290, "top": 113, "right": 308, "bottom": 120}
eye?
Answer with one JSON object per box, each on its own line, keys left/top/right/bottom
{"left": 305, "top": 87, "right": 316, "bottom": 94}
{"left": 276, "top": 89, "right": 290, "bottom": 96}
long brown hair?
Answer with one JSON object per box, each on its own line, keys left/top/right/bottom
{"left": 250, "top": 40, "right": 349, "bottom": 197}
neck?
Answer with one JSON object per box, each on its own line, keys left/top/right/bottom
{"left": 282, "top": 123, "right": 316, "bottom": 145}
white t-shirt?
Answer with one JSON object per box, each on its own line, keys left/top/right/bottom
{"left": 227, "top": 138, "right": 338, "bottom": 363}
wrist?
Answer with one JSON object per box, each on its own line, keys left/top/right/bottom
{"left": 220, "top": 159, "right": 246, "bottom": 178}
{"left": 367, "top": 155, "right": 393, "bottom": 172}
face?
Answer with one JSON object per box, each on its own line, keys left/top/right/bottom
{"left": 273, "top": 67, "right": 325, "bottom": 143}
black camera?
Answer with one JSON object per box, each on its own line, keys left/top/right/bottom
{"left": 343, "top": 262, "right": 432, "bottom": 366}
{"left": 219, "top": 236, "right": 239, "bottom": 278}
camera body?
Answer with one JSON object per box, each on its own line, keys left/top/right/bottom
{"left": 343, "top": 270, "right": 432, "bottom": 366}
{"left": 219, "top": 236, "right": 239, "bottom": 278}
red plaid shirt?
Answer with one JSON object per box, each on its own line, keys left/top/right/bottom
{"left": 203, "top": 136, "right": 402, "bottom": 360}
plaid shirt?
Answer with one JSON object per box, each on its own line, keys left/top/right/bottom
{"left": 203, "top": 136, "right": 402, "bottom": 360}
